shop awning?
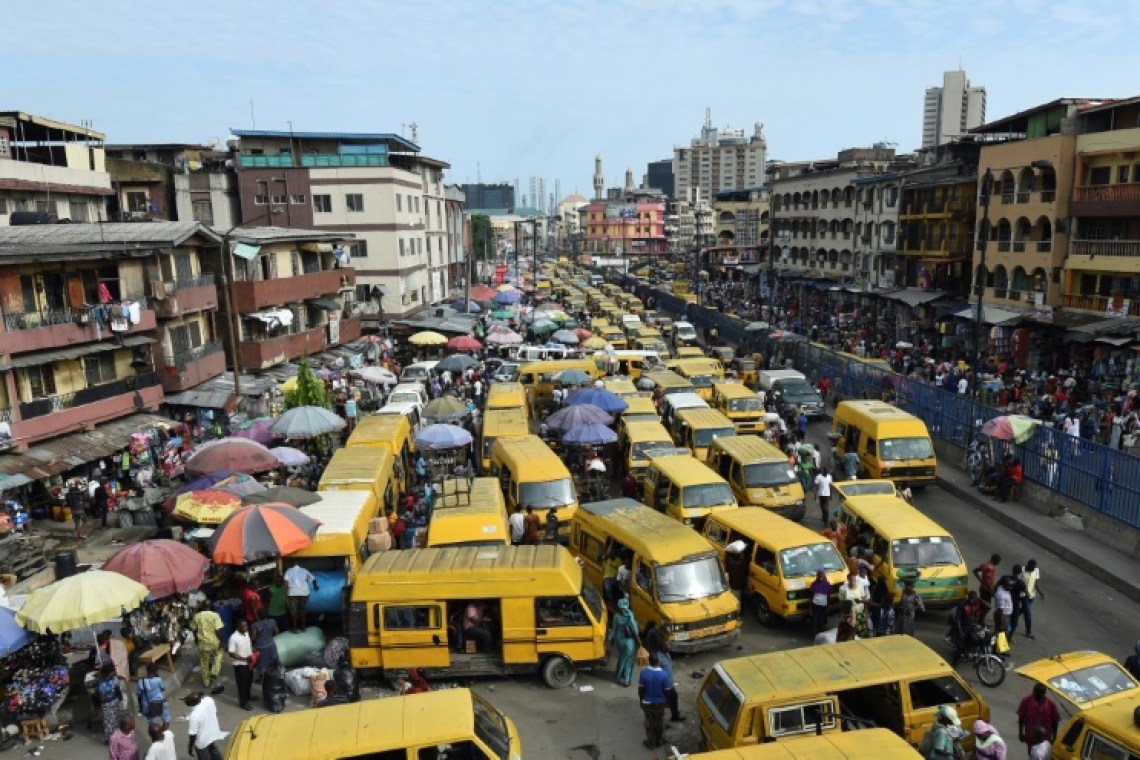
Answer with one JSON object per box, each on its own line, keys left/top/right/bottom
{"left": 1069, "top": 317, "right": 1140, "bottom": 337}
{"left": 1096, "top": 335, "right": 1136, "bottom": 346}
{"left": 9, "top": 335, "right": 156, "bottom": 369}
{"left": 307, "top": 298, "right": 342, "bottom": 311}
{"left": 300, "top": 242, "right": 334, "bottom": 253}
{"left": 951, "top": 304, "right": 1027, "bottom": 325}
{"left": 884, "top": 289, "right": 946, "bottom": 307}
{"left": 232, "top": 242, "right": 261, "bottom": 260}
{"left": 163, "top": 390, "right": 240, "bottom": 410}
{"left": 0, "top": 473, "right": 34, "bottom": 491}
{"left": 0, "top": 413, "right": 173, "bottom": 481}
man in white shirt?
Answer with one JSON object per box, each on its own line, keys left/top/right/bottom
{"left": 184, "top": 692, "right": 226, "bottom": 760}
{"left": 227, "top": 621, "right": 254, "bottom": 711}
{"left": 814, "top": 468, "right": 833, "bottom": 523}
{"left": 957, "top": 375, "right": 968, "bottom": 395}
{"left": 145, "top": 725, "right": 177, "bottom": 760}
{"left": 508, "top": 505, "right": 526, "bottom": 545}
{"left": 552, "top": 387, "right": 564, "bottom": 407}
{"left": 283, "top": 561, "right": 318, "bottom": 633}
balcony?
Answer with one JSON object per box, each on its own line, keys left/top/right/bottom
{"left": 14, "top": 373, "right": 163, "bottom": 447}
{"left": 1, "top": 302, "right": 156, "bottom": 355}
{"left": 231, "top": 268, "right": 353, "bottom": 313}
{"left": 160, "top": 341, "right": 227, "bottom": 393}
{"left": 151, "top": 275, "right": 218, "bottom": 319}
{"left": 238, "top": 326, "right": 329, "bottom": 370}
{"left": 1071, "top": 240, "right": 1140, "bottom": 258}
{"left": 1070, "top": 183, "right": 1140, "bottom": 217}
{"left": 1063, "top": 293, "right": 1140, "bottom": 316}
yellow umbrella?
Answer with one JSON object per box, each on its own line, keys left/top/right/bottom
{"left": 16, "top": 570, "right": 149, "bottom": 633}
{"left": 280, "top": 376, "right": 298, "bottom": 392}
{"left": 173, "top": 490, "right": 244, "bottom": 525}
{"left": 583, "top": 336, "right": 608, "bottom": 349}
{"left": 408, "top": 331, "right": 448, "bottom": 346}
{"left": 496, "top": 284, "right": 517, "bottom": 292}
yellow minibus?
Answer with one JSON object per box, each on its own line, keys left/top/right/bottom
{"left": 619, "top": 420, "right": 675, "bottom": 483}
{"left": 831, "top": 401, "right": 936, "bottom": 486}
{"left": 426, "top": 478, "right": 510, "bottom": 548}
{"left": 346, "top": 414, "right": 416, "bottom": 490}
{"left": 712, "top": 382, "right": 765, "bottom": 434}
{"left": 317, "top": 447, "right": 398, "bottom": 510}
{"left": 485, "top": 381, "right": 530, "bottom": 417}
{"left": 672, "top": 407, "right": 737, "bottom": 461}
{"left": 287, "top": 490, "right": 378, "bottom": 617}
{"left": 479, "top": 408, "right": 530, "bottom": 473}
{"left": 488, "top": 435, "right": 578, "bottom": 538}
{"left": 706, "top": 436, "right": 805, "bottom": 520}
{"left": 516, "top": 360, "right": 603, "bottom": 407}
{"left": 686, "top": 729, "right": 922, "bottom": 759}
{"left": 643, "top": 450, "right": 737, "bottom": 527}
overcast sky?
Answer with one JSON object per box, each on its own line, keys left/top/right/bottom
{"left": 4, "top": 0, "right": 1137, "bottom": 201}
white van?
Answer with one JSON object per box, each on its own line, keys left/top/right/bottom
{"left": 513, "top": 345, "right": 574, "bottom": 363}
{"left": 400, "top": 361, "right": 439, "bottom": 383}
{"left": 387, "top": 382, "right": 428, "bottom": 408}
{"left": 375, "top": 400, "right": 423, "bottom": 430}
{"left": 674, "top": 321, "right": 698, "bottom": 346}
{"left": 660, "top": 391, "right": 710, "bottom": 427}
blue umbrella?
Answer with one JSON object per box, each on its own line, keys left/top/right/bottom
{"left": 494, "top": 290, "right": 522, "bottom": 304}
{"left": 454, "top": 300, "right": 481, "bottom": 313}
{"left": 414, "top": 423, "right": 474, "bottom": 450}
{"left": 546, "top": 403, "right": 613, "bottom": 432}
{"left": 565, "top": 387, "right": 629, "bottom": 414}
{"left": 563, "top": 423, "right": 618, "bottom": 446}
{"left": 0, "top": 606, "right": 34, "bottom": 657}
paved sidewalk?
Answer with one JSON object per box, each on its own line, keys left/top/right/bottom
{"left": 935, "top": 463, "right": 1140, "bottom": 604}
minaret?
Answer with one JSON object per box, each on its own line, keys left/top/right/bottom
{"left": 593, "top": 155, "right": 604, "bottom": 200}
{"left": 625, "top": 167, "right": 634, "bottom": 193}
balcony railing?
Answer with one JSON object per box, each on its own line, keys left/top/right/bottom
{"left": 163, "top": 341, "right": 224, "bottom": 371}
{"left": 1037, "top": 241, "right": 1053, "bottom": 252}
{"left": 0, "top": 408, "right": 13, "bottom": 424}
{"left": 1071, "top": 240, "right": 1140, "bottom": 258}
{"left": 1015, "top": 192, "right": 1031, "bottom": 204}
{"left": 170, "top": 273, "right": 215, "bottom": 291}
{"left": 1040, "top": 190, "right": 1056, "bottom": 203}
{"left": 997, "top": 241, "right": 1012, "bottom": 252}
{"left": 1001, "top": 193, "right": 1015, "bottom": 204}
{"left": 1012, "top": 242, "right": 1027, "bottom": 252}
{"left": 1073, "top": 183, "right": 1140, "bottom": 202}
{"left": 18, "top": 372, "right": 161, "bottom": 421}
{"left": 1064, "top": 293, "right": 1140, "bottom": 316}
{"left": 4, "top": 307, "right": 80, "bottom": 332}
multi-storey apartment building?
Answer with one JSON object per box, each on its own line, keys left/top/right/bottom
{"left": 673, "top": 111, "right": 767, "bottom": 203}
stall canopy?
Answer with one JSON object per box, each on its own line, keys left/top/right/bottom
{"left": 950, "top": 304, "right": 1026, "bottom": 326}
{"left": 0, "top": 413, "right": 171, "bottom": 481}
{"left": 9, "top": 335, "right": 155, "bottom": 369}
{"left": 307, "top": 298, "right": 342, "bottom": 311}
{"left": 883, "top": 289, "right": 945, "bottom": 307}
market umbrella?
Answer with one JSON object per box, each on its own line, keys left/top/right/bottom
{"left": 214, "top": 477, "right": 267, "bottom": 498}
{"left": 530, "top": 321, "right": 559, "bottom": 335}
{"left": 582, "top": 336, "right": 608, "bottom": 350}
{"left": 446, "top": 335, "right": 483, "bottom": 351}
{"left": 15, "top": 570, "right": 149, "bottom": 634}
{"left": 270, "top": 405, "right": 347, "bottom": 440}
{"left": 357, "top": 335, "right": 383, "bottom": 344}
{"left": 552, "top": 329, "right": 580, "bottom": 345}
{"left": 744, "top": 321, "right": 770, "bottom": 332}
{"left": 186, "top": 439, "right": 279, "bottom": 476}
{"left": 423, "top": 396, "right": 470, "bottom": 422}
{"left": 414, "top": 423, "right": 474, "bottom": 450}
{"left": 270, "top": 446, "right": 311, "bottom": 467}
{"left": 231, "top": 418, "right": 274, "bottom": 444}
{"left": 242, "top": 486, "right": 322, "bottom": 508}
{"left": 103, "top": 539, "right": 209, "bottom": 599}
{"left": 980, "top": 415, "right": 1042, "bottom": 444}
{"left": 470, "top": 285, "right": 498, "bottom": 301}
{"left": 173, "top": 490, "right": 244, "bottom": 524}
{"left": 485, "top": 329, "right": 523, "bottom": 345}
{"left": 175, "top": 470, "right": 247, "bottom": 495}
{"left": 408, "top": 330, "right": 448, "bottom": 346}
{"left": 565, "top": 387, "right": 628, "bottom": 414}
{"left": 553, "top": 369, "right": 593, "bottom": 387}
{"left": 545, "top": 403, "right": 614, "bottom": 432}
{"left": 536, "top": 302, "right": 564, "bottom": 312}
{"left": 490, "top": 309, "right": 515, "bottom": 319}
{"left": 207, "top": 503, "right": 320, "bottom": 566}
{"left": 573, "top": 328, "right": 594, "bottom": 340}
{"left": 436, "top": 354, "right": 478, "bottom": 373}
{"left": 453, "top": 300, "right": 481, "bottom": 313}
{"left": 494, "top": 290, "right": 522, "bottom": 304}
{"left": 496, "top": 284, "right": 518, "bottom": 292}
{"left": 562, "top": 423, "right": 619, "bottom": 446}
{"left": 355, "top": 366, "right": 398, "bottom": 385}
{"left": 0, "top": 607, "right": 35, "bottom": 656}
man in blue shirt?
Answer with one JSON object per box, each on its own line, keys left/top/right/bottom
{"left": 638, "top": 652, "right": 671, "bottom": 749}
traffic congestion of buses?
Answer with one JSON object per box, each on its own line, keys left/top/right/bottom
{"left": 230, "top": 261, "right": 1139, "bottom": 760}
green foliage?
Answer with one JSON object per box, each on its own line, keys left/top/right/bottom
{"left": 284, "top": 359, "right": 329, "bottom": 410}
{"left": 471, "top": 214, "right": 493, "bottom": 260}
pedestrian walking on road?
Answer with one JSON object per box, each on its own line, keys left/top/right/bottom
{"left": 227, "top": 620, "right": 255, "bottom": 711}
{"left": 1013, "top": 559, "right": 1043, "bottom": 640}
{"left": 522, "top": 505, "right": 540, "bottom": 545}
{"left": 896, "top": 582, "right": 925, "bottom": 636}
{"left": 1016, "top": 684, "right": 1061, "bottom": 754}
{"left": 108, "top": 717, "right": 139, "bottom": 760}
{"left": 184, "top": 692, "right": 225, "bottom": 760}
{"left": 973, "top": 553, "right": 1000, "bottom": 619}
{"left": 607, "top": 598, "right": 640, "bottom": 687}
{"left": 189, "top": 604, "right": 224, "bottom": 692}
{"left": 814, "top": 467, "right": 833, "bottom": 523}
{"left": 809, "top": 569, "right": 831, "bottom": 635}
{"left": 972, "top": 720, "right": 1007, "bottom": 760}
{"left": 637, "top": 651, "right": 670, "bottom": 749}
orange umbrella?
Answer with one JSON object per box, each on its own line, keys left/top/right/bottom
{"left": 172, "top": 490, "right": 243, "bottom": 525}
{"left": 206, "top": 503, "right": 320, "bottom": 565}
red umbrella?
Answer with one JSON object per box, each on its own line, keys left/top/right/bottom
{"left": 206, "top": 502, "right": 320, "bottom": 565}
{"left": 447, "top": 335, "right": 482, "bottom": 351}
{"left": 103, "top": 540, "right": 209, "bottom": 598}
{"left": 469, "top": 285, "right": 497, "bottom": 301}
{"left": 185, "top": 439, "right": 279, "bottom": 476}
{"left": 573, "top": 328, "right": 593, "bottom": 340}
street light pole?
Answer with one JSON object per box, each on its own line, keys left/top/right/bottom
{"left": 973, "top": 168, "right": 994, "bottom": 395}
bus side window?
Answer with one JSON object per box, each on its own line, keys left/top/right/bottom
{"left": 705, "top": 521, "right": 728, "bottom": 547}
{"left": 1058, "top": 719, "right": 1084, "bottom": 752}
{"left": 418, "top": 741, "right": 491, "bottom": 760}
{"left": 864, "top": 438, "right": 877, "bottom": 457}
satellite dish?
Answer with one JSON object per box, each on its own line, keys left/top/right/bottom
{"left": 206, "top": 137, "right": 220, "bottom": 150}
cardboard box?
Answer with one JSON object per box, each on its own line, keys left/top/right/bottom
{"left": 367, "top": 532, "right": 393, "bottom": 553}
{"left": 368, "top": 517, "right": 388, "bottom": 535}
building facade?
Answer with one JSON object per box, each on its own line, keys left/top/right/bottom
{"left": 460, "top": 182, "right": 515, "bottom": 211}
{"left": 0, "top": 222, "right": 229, "bottom": 451}
{"left": 1064, "top": 98, "right": 1140, "bottom": 318}
{"left": 646, "top": 159, "right": 675, "bottom": 199}
{"left": 103, "top": 143, "right": 240, "bottom": 229}
{"left": 201, "top": 227, "right": 359, "bottom": 372}
{"left": 0, "top": 112, "right": 111, "bottom": 225}
{"left": 585, "top": 199, "right": 667, "bottom": 255}
{"left": 922, "top": 70, "right": 986, "bottom": 149}
{"left": 713, "top": 187, "right": 770, "bottom": 248}
{"left": 673, "top": 111, "right": 767, "bottom": 204}
{"left": 443, "top": 185, "right": 469, "bottom": 295}
{"left": 230, "top": 129, "right": 450, "bottom": 318}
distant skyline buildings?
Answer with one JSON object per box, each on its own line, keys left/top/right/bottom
{"left": 922, "top": 69, "right": 986, "bottom": 148}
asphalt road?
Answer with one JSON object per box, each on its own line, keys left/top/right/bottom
{"left": 43, "top": 428, "right": 1140, "bottom": 760}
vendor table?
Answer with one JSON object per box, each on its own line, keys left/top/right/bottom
{"left": 136, "top": 643, "right": 174, "bottom": 676}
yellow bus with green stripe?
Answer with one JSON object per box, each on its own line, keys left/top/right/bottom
{"left": 834, "top": 494, "right": 967, "bottom": 607}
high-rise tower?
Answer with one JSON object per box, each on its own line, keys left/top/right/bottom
{"left": 593, "top": 155, "right": 605, "bottom": 201}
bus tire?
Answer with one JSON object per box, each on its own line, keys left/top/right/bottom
{"left": 753, "top": 595, "right": 777, "bottom": 627}
{"left": 541, "top": 655, "right": 577, "bottom": 689}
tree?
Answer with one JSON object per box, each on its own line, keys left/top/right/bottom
{"left": 283, "top": 359, "right": 329, "bottom": 410}
{"left": 470, "top": 214, "right": 493, "bottom": 260}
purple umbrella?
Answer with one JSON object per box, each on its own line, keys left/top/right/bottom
{"left": 414, "top": 424, "right": 473, "bottom": 450}
{"left": 231, "top": 419, "right": 274, "bottom": 444}
{"left": 545, "top": 404, "right": 614, "bottom": 432}
{"left": 563, "top": 423, "right": 618, "bottom": 446}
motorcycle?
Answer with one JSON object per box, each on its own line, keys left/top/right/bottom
{"left": 946, "top": 623, "right": 1007, "bottom": 687}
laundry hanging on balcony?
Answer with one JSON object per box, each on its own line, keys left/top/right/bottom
{"left": 248, "top": 308, "right": 295, "bottom": 329}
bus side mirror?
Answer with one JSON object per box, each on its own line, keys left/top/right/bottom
{"left": 432, "top": 634, "right": 443, "bottom": 646}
